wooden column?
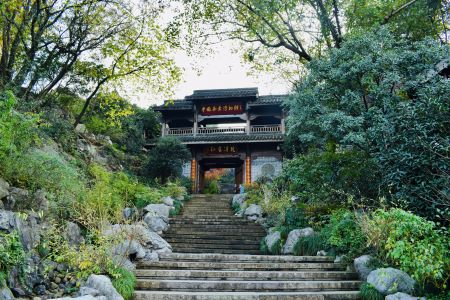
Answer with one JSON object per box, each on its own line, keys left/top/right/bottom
{"left": 281, "top": 112, "right": 286, "bottom": 134}
{"left": 245, "top": 156, "right": 251, "bottom": 184}
{"left": 161, "top": 122, "right": 166, "bottom": 137}
{"left": 193, "top": 104, "right": 198, "bottom": 136}
{"left": 190, "top": 158, "right": 197, "bottom": 193}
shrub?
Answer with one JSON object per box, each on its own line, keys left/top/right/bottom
{"left": 322, "top": 209, "right": 367, "bottom": 259}
{"left": 2, "top": 148, "right": 87, "bottom": 217}
{"left": 0, "top": 231, "right": 26, "bottom": 286}
{"left": 259, "top": 236, "right": 282, "bottom": 255}
{"left": 46, "top": 223, "right": 121, "bottom": 280}
{"left": 363, "top": 209, "right": 450, "bottom": 289}
{"left": 0, "top": 90, "right": 39, "bottom": 160}
{"left": 110, "top": 267, "right": 136, "bottom": 300}
{"left": 146, "top": 137, "right": 190, "bottom": 182}
{"left": 360, "top": 283, "right": 384, "bottom": 300}
{"left": 169, "top": 199, "right": 183, "bottom": 217}
{"left": 293, "top": 234, "right": 326, "bottom": 256}
{"left": 203, "top": 180, "right": 219, "bottom": 194}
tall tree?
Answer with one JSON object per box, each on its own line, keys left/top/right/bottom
{"left": 0, "top": 0, "right": 180, "bottom": 113}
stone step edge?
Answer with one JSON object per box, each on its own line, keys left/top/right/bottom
{"left": 159, "top": 253, "right": 335, "bottom": 262}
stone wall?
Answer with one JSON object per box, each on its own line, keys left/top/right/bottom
{"left": 251, "top": 156, "right": 282, "bottom": 181}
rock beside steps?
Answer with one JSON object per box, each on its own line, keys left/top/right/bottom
{"left": 133, "top": 194, "right": 361, "bottom": 299}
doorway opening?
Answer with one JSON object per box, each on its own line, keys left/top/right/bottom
{"left": 198, "top": 158, "right": 244, "bottom": 194}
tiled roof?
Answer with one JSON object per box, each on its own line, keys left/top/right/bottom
{"left": 154, "top": 90, "right": 288, "bottom": 111}
{"left": 154, "top": 99, "right": 193, "bottom": 111}
{"left": 185, "top": 88, "right": 258, "bottom": 100}
{"left": 251, "top": 95, "right": 286, "bottom": 105}
{"left": 175, "top": 133, "right": 284, "bottom": 144}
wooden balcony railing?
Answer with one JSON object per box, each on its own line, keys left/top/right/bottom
{"left": 250, "top": 124, "right": 281, "bottom": 133}
{"left": 165, "top": 124, "right": 282, "bottom": 136}
{"left": 197, "top": 126, "right": 246, "bottom": 135}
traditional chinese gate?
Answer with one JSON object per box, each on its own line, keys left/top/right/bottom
{"left": 154, "top": 88, "right": 286, "bottom": 193}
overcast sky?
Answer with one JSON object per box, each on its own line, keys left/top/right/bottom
{"left": 130, "top": 40, "right": 292, "bottom": 108}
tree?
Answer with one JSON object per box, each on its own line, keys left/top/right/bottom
{"left": 0, "top": 0, "right": 180, "bottom": 116}
{"left": 146, "top": 137, "right": 191, "bottom": 182}
{"left": 178, "top": 0, "right": 447, "bottom": 80}
{"left": 285, "top": 28, "right": 449, "bottom": 223}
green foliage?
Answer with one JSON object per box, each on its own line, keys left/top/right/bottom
{"left": 110, "top": 267, "right": 136, "bottom": 300}
{"left": 360, "top": 282, "right": 384, "bottom": 300}
{"left": 259, "top": 235, "right": 282, "bottom": 255}
{"left": 322, "top": 209, "right": 367, "bottom": 259}
{"left": 0, "top": 231, "right": 26, "bottom": 285}
{"left": 2, "top": 148, "right": 86, "bottom": 216}
{"left": 293, "top": 234, "right": 326, "bottom": 256}
{"left": 279, "top": 148, "right": 380, "bottom": 205}
{"left": 0, "top": 91, "right": 39, "bottom": 160}
{"left": 346, "top": 1, "right": 444, "bottom": 40}
{"left": 285, "top": 29, "right": 450, "bottom": 223}
{"left": 169, "top": 199, "right": 183, "bottom": 217}
{"left": 146, "top": 137, "right": 191, "bottom": 182}
{"left": 363, "top": 209, "right": 449, "bottom": 289}
{"left": 203, "top": 180, "right": 220, "bottom": 194}
{"left": 46, "top": 223, "right": 121, "bottom": 280}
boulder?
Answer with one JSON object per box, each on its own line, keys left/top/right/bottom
{"left": 385, "top": 292, "right": 424, "bottom": 300}
{"left": 143, "top": 212, "right": 169, "bottom": 233}
{"left": 282, "top": 227, "right": 314, "bottom": 254}
{"left": 147, "top": 231, "right": 172, "bottom": 253}
{"left": 83, "top": 275, "right": 123, "bottom": 300}
{"left": 244, "top": 204, "right": 262, "bottom": 221}
{"left": 317, "top": 250, "right": 328, "bottom": 256}
{"left": 265, "top": 231, "right": 281, "bottom": 251}
{"left": 0, "top": 177, "right": 10, "bottom": 199}
{"left": 66, "top": 222, "right": 84, "bottom": 246}
{"left": 103, "top": 224, "right": 171, "bottom": 255}
{"left": 50, "top": 295, "right": 106, "bottom": 300}
{"left": 112, "top": 240, "right": 146, "bottom": 260}
{"left": 75, "top": 124, "right": 88, "bottom": 134}
{"left": 143, "top": 204, "right": 171, "bottom": 219}
{"left": 122, "top": 208, "right": 138, "bottom": 220}
{"left": 161, "top": 196, "right": 174, "bottom": 207}
{"left": 5, "top": 187, "right": 29, "bottom": 210}
{"left": 33, "top": 189, "right": 49, "bottom": 212}
{"left": 232, "top": 194, "right": 246, "bottom": 207}
{"left": 334, "top": 255, "right": 345, "bottom": 263}
{"left": 354, "top": 255, "right": 374, "bottom": 281}
{"left": 15, "top": 213, "right": 42, "bottom": 251}
{"left": 0, "top": 210, "right": 16, "bottom": 231}
{"left": 367, "top": 268, "right": 416, "bottom": 295}
{"left": 0, "top": 286, "right": 15, "bottom": 300}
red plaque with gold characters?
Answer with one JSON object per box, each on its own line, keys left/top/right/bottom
{"left": 204, "top": 145, "right": 239, "bottom": 155}
{"left": 200, "top": 103, "right": 244, "bottom": 116}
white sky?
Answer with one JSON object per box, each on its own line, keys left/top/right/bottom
{"left": 131, "top": 40, "right": 292, "bottom": 108}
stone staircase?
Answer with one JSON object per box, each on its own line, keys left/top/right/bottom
{"left": 133, "top": 194, "right": 361, "bottom": 299}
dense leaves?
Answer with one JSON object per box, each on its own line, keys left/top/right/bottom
{"left": 285, "top": 29, "right": 450, "bottom": 223}
{"left": 146, "top": 136, "right": 191, "bottom": 182}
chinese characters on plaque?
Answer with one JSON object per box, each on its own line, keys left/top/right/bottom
{"left": 200, "top": 103, "right": 243, "bottom": 116}
{"left": 205, "top": 145, "right": 239, "bottom": 155}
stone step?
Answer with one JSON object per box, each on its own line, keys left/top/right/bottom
{"left": 168, "top": 224, "right": 264, "bottom": 229}
{"left": 133, "top": 290, "right": 361, "bottom": 300}
{"left": 170, "top": 216, "right": 243, "bottom": 220}
{"left": 163, "top": 232, "right": 265, "bottom": 239}
{"left": 138, "top": 261, "right": 346, "bottom": 271}
{"left": 135, "top": 270, "right": 358, "bottom": 281}
{"left": 135, "top": 279, "right": 361, "bottom": 292}
{"left": 158, "top": 253, "right": 336, "bottom": 263}
{"left": 164, "top": 238, "right": 261, "bottom": 245}
{"left": 169, "top": 243, "right": 260, "bottom": 250}
{"left": 170, "top": 248, "right": 262, "bottom": 254}
{"left": 169, "top": 221, "right": 256, "bottom": 225}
